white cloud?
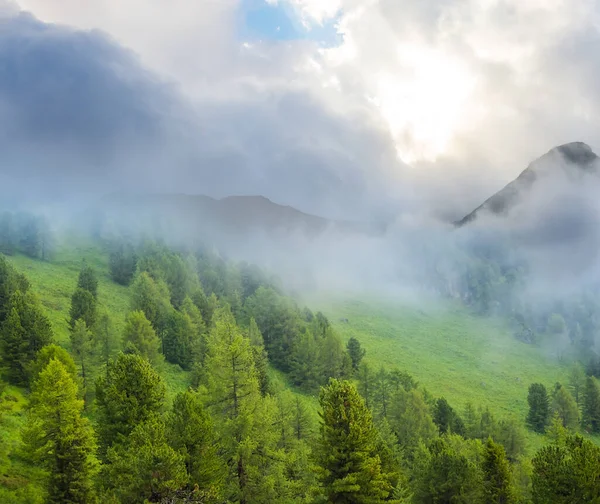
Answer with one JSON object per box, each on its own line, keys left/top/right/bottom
{"left": 10, "top": 0, "right": 600, "bottom": 220}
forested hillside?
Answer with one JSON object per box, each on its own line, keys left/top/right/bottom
{"left": 1, "top": 212, "right": 600, "bottom": 503}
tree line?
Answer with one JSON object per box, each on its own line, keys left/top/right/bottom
{"left": 2, "top": 240, "right": 600, "bottom": 502}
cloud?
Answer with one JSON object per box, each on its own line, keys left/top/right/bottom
{"left": 0, "top": 5, "right": 409, "bottom": 220}
{"left": 7, "top": 0, "right": 600, "bottom": 223}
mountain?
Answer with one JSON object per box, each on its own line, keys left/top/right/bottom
{"left": 456, "top": 142, "right": 600, "bottom": 227}
{"left": 98, "top": 193, "right": 388, "bottom": 242}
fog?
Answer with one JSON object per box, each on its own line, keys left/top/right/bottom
{"left": 5, "top": 4, "right": 600, "bottom": 358}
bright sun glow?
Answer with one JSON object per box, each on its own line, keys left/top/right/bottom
{"left": 373, "top": 45, "right": 476, "bottom": 163}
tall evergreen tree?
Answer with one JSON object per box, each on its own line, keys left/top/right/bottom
{"left": 1, "top": 290, "right": 53, "bottom": 385}
{"left": 582, "top": 376, "right": 600, "bottom": 433}
{"left": 532, "top": 435, "right": 600, "bottom": 503}
{"left": 29, "top": 344, "right": 78, "bottom": 385}
{"left": 95, "top": 353, "right": 166, "bottom": 455}
{"left": 130, "top": 271, "right": 171, "bottom": 335}
{"left": 569, "top": 362, "right": 587, "bottom": 407}
{"left": 109, "top": 243, "right": 137, "bottom": 286}
{"left": 23, "top": 359, "right": 97, "bottom": 503}
{"left": 77, "top": 263, "right": 98, "bottom": 299}
{"left": 527, "top": 383, "right": 550, "bottom": 433}
{"left": 69, "top": 288, "right": 97, "bottom": 331}
{"left": 482, "top": 438, "right": 515, "bottom": 504}
{"left": 70, "top": 319, "right": 94, "bottom": 396}
{"left": 551, "top": 384, "right": 579, "bottom": 430}
{"left": 122, "top": 310, "right": 161, "bottom": 365}
{"left": 346, "top": 337, "right": 366, "bottom": 371}
{"left": 168, "top": 390, "right": 226, "bottom": 498}
{"left": 93, "top": 312, "right": 119, "bottom": 371}
{"left": 163, "top": 310, "right": 197, "bottom": 370}
{"left": 203, "top": 305, "right": 287, "bottom": 503}
{"left": 104, "top": 416, "right": 187, "bottom": 503}
{"left": 316, "top": 379, "right": 391, "bottom": 503}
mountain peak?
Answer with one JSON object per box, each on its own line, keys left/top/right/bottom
{"left": 456, "top": 142, "right": 599, "bottom": 226}
{"left": 553, "top": 142, "right": 597, "bottom": 166}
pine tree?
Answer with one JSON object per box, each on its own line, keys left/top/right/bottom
{"left": 23, "top": 359, "right": 97, "bottom": 503}
{"left": 532, "top": 435, "right": 600, "bottom": 503}
{"left": 104, "top": 416, "right": 187, "bottom": 503}
{"left": 1, "top": 306, "right": 26, "bottom": 385}
{"left": 357, "top": 362, "right": 373, "bottom": 409}
{"left": 582, "top": 376, "right": 600, "bottom": 433}
{"left": 202, "top": 305, "right": 286, "bottom": 503}
{"left": 569, "top": 362, "right": 587, "bottom": 407}
{"left": 163, "top": 310, "right": 196, "bottom": 369}
{"left": 77, "top": 263, "right": 98, "bottom": 299}
{"left": 248, "top": 317, "right": 270, "bottom": 395}
{"left": 70, "top": 319, "right": 93, "bottom": 396}
{"left": 319, "top": 328, "right": 351, "bottom": 383}
{"left": 109, "top": 243, "right": 137, "bottom": 286}
{"left": 1, "top": 290, "right": 53, "bottom": 385}
{"left": 93, "top": 312, "right": 119, "bottom": 371}
{"left": 69, "top": 288, "right": 97, "bottom": 330}
{"left": 433, "top": 397, "right": 466, "bottom": 436}
{"left": 130, "top": 271, "right": 171, "bottom": 335}
{"left": 551, "top": 384, "right": 579, "bottom": 430}
{"left": 29, "top": 344, "right": 78, "bottom": 384}
{"left": 527, "top": 383, "right": 549, "bottom": 433}
{"left": 316, "top": 379, "right": 391, "bottom": 503}
{"left": 168, "top": 390, "right": 226, "bottom": 498}
{"left": 482, "top": 437, "right": 515, "bottom": 504}
{"left": 95, "top": 353, "right": 166, "bottom": 455}
{"left": 289, "top": 329, "right": 321, "bottom": 390}
{"left": 346, "top": 337, "right": 366, "bottom": 371}
{"left": 373, "top": 366, "right": 392, "bottom": 420}
{"left": 122, "top": 310, "right": 161, "bottom": 365}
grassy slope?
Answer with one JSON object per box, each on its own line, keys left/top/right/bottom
{"left": 317, "top": 297, "right": 572, "bottom": 453}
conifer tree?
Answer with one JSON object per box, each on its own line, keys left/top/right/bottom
{"left": 69, "top": 288, "right": 97, "bottom": 330}
{"left": 70, "top": 319, "right": 93, "bottom": 396}
{"left": 95, "top": 353, "right": 166, "bottom": 455}
{"left": 582, "top": 376, "right": 600, "bottom": 433}
{"left": 29, "top": 343, "right": 78, "bottom": 384}
{"left": 130, "top": 271, "right": 172, "bottom": 335}
{"left": 93, "top": 312, "right": 119, "bottom": 371}
{"left": 482, "top": 437, "right": 515, "bottom": 504}
{"left": 569, "top": 362, "right": 587, "bottom": 407}
{"left": 77, "top": 263, "right": 98, "bottom": 299}
{"left": 1, "top": 290, "right": 53, "bottom": 385}
{"left": 289, "top": 329, "right": 321, "bottom": 390}
{"left": 203, "top": 305, "right": 286, "bottom": 503}
{"left": 168, "top": 390, "right": 226, "bottom": 498}
{"left": 163, "top": 310, "right": 196, "bottom": 369}
{"left": 373, "top": 366, "right": 392, "bottom": 420}
{"left": 551, "top": 384, "right": 579, "bottom": 430}
{"left": 23, "top": 359, "right": 97, "bottom": 503}
{"left": 104, "top": 416, "right": 187, "bottom": 503}
{"left": 248, "top": 317, "right": 270, "bottom": 395}
{"left": 316, "top": 379, "right": 391, "bottom": 503}
{"left": 527, "top": 383, "right": 550, "bottom": 433}
{"left": 122, "top": 310, "right": 161, "bottom": 365}
{"left": 346, "top": 337, "right": 366, "bottom": 371}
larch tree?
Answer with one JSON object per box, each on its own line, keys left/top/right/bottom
{"left": 316, "top": 378, "right": 392, "bottom": 503}
{"left": 70, "top": 319, "right": 94, "bottom": 396}
{"left": 95, "top": 353, "right": 166, "bottom": 456}
{"left": 482, "top": 437, "right": 515, "bottom": 504}
{"left": 527, "top": 383, "right": 550, "bottom": 433}
{"left": 23, "top": 359, "right": 97, "bottom": 504}
{"left": 77, "top": 263, "right": 98, "bottom": 299}
{"left": 122, "top": 310, "right": 161, "bottom": 365}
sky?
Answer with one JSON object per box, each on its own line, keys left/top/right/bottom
{"left": 2, "top": 0, "right": 600, "bottom": 220}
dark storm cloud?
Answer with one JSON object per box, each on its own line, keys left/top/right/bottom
{"left": 0, "top": 9, "right": 406, "bottom": 220}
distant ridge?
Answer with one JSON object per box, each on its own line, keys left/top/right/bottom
{"left": 101, "top": 192, "right": 389, "bottom": 238}
{"left": 456, "top": 142, "right": 600, "bottom": 227}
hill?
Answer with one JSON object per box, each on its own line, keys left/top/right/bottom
{"left": 456, "top": 142, "right": 600, "bottom": 226}
{"left": 317, "top": 296, "right": 572, "bottom": 452}
{"left": 97, "top": 193, "right": 388, "bottom": 242}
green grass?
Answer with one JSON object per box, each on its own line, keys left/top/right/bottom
{"left": 7, "top": 238, "right": 130, "bottom": 347}
{"left": 315, "top": 296, "right": 572, "bottom": 453}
